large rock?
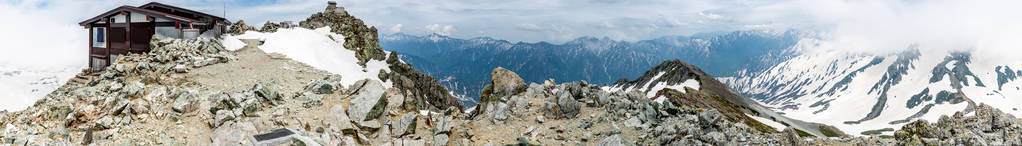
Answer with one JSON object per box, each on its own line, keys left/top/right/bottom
{"left": 296, "top": 93, "right": 323, "bottom": 108}
{"left": 598, "top": 134, "right": 632, "bottom": 146}
{"left": 227, "top": 20, "right": 258, "bottom": 35}
{"left": 347, "top": 80, "right": 387, "bottom": 122}
{"left": 171, "top": 90, "right": 197, "bottom": 113}
{"left": 329, "top": 104, "right": 356, "bottom": 134}
{"left": 698, "top": 109, "right": 723, "bottom": 128}
{"left": 260, "top": 21, "right": 282, "bottom": 33}
{"left": 491, "top": 102, "right": 510, "bottom": 123}
{"left": 304, "top": 80, "right": 337, "bottom": 94}
{"left": 211, "top": 110, "right": 236, "bottom": 128}
{"left": 781, "top": 128, "right": 805, "bottom": 146}
{"left": 391, "top": 113, "right": 417, "bottom": 138}
{"left": 211, "top": 122, "right": 257, "bottom": 146}
{"left": 432, "top": 115, "right": 454, "bottom": 135}
{"left": 484, "top": 67, "right": 527, "bottom": 102}
{"left": 543, "top": 91, "right": 581, "bottom": 119}
{"left": 252, "top": 84, "right": 282, "bottom": 105}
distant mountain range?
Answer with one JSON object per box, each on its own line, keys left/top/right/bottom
{"left": 719, "top": 41, "right": 1022, "bottom": 135}
{"left": 380, "top": 30, "right": 803, "bottom": 107}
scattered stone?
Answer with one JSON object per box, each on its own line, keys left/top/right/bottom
{"left": 303, "top": 80, "right": 337, "bottom": 94}
{"left": 174, "top": 64, "right": 187, "bottom": 73}
{"left": 598, "top": 134, "right": 632, "bottom": 146}
{"left": 96, "top": 116, "right": 115, "bottom": 129}
{"left": 212, "top": 110, "right": 237, "bottom": 128}
{"left": 491, "top": 102, "right": 509, "bottom": 123}
{"left": 391, "top": 113, "right": 417, "bottom": 138}
{"left": 432, "top": 115, "right": 454, "bottom": 135}
{"left": 432, "top": 134, "right": 449, "bottom": 146}
{"left": 624, "top": 117, "right": 642, "bottom": 129}
{"left": 296, "top": 93, "right": 323, "bottom": 108}
{"left": 253, "top": 84, "right": 283, "bottom": 105}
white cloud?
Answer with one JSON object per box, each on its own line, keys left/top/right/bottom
{"left": 760, "top": 0, "right": 1022, "bottom": 56}
{"left": 390, "top": 24, "right": 403, "bottom": 33}
{"left": 698, "top": 11, "right": 723, "bottom": 19}
{"left": 425, "top": 24, "right": 455, "bottom": 36}
{"left": 515, "top": 24, "right": 543, "bottom": 32}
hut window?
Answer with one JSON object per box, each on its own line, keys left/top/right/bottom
{"left": 93, "top": 27, "right": 107, "bottom": 48}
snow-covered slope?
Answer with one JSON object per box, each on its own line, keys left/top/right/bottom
{"left": 224, "top": 28, "right": 392, "bottom": 87}
{"left": 0, "top": 65, "right": 81, "bottom": 111}
{"left": 606, "top": 60, "right": 842, "bottom": 137}
{"left": 720, "top": 39, "right": 1022, "bottom": 136}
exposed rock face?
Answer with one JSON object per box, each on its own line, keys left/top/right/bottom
{"left": 484, "top": 67, "right": 527, "bottom": 102}
{"left": 894, "top": 104, "right": 1022, "bottom": 145}
{"left": 227, "top": 20, "right": 258, "bottom": 35}
{"left": 260, "top": 21, "right": 282, "bottom": 33}
{"left": 299, "top": 3, "right": 386, "bottom": 66}
{"left": 472, "top": 67, "right": 528, "bottom": 122}
{"left": 383, "top": 52, "right": 463, "bottom": 111}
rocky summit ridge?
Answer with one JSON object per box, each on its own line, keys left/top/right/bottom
{"left": 1, "top": 2, "right": 1020, "bottom": 146}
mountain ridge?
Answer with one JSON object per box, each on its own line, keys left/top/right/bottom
{"left": 381, "top": 30, "right": 804, "bottom": 107}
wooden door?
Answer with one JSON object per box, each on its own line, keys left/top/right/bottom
{"left": 130, "top": 23, "right": 155, "bottom": 53}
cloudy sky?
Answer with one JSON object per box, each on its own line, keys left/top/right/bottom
{"left": 2, "top": 0, "right": 1021, "bottom": 68}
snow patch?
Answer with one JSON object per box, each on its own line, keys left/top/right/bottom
{"left": 747, "top": 114, "right": 788, "bottom": 131}
{"left": 644, "top": 79, "right": 701, "bottom": 98}
{"left": 225, "top": 28, "right": 392, "bottom": 87}
{"left": 220, "top": 34, "right": 248, "bottom": 51}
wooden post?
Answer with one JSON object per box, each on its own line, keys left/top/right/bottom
{"left": 105, "top": 18, "right": 111, "bottom": 68}
{"left": 125, "top": 11, "right": 131, "bottom": 52}
{"left": 88, "top": 25, "right": 93, "bottom": 70}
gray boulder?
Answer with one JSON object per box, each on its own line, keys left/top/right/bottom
{"left": 253, "top": 84, "right": 282, "bottom": 105}
{"left": 432, "top": 134, "right": 449, "bottom": 146}
{"left": 296, "top": 93, "right": 323, "bottom": 108}
{"left": 174, "top": 64, "right": 187, "bottom": 73}
{"left": 491, "top": 102, "right": 510, "bottom": 123}
{"left": 347, "top": 80, "right": 387, "bottom": 122}
{"left": 122, "top": 81, "right": 144, "bottom": 97}
{"left": 598, "top": 134, "right": 633, "bottom": 146}
{"left": 171, "top": 92, "right": 196, "bottom": 113}
{"left": 391, "top": 113, "right": 417, "bottom": 138}
{"left": 211, "top": 122, "right": 257, "bottom": 146}
{"left": 303, "top": 80, "right": 337, "bottom": 94}
{"left": 329, "top": 104, "right": 355, "bottom": 134}
{"left": 212, "top": 110, "right": 236, "bottom": 128}
{"left": 699, "top": 109, "right": 723, "bottom": 127}
{"left": 484, "top": 67, "right": 527, "bottom": 102}
{"left": 96, "top": 116, "right": 115, "bottom": 129}
{"left": 432, "top": 115, "right": 454, "bottom": 135}
{"left": 544, "top": 91, "right": 581, "bottom": 119}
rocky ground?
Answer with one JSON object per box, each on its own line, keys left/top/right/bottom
{"left": 895, "top": 104, "right": 1022, "bottom": 145}
{"left": 2, "top": 1, "right": 1020, "bottom": 146}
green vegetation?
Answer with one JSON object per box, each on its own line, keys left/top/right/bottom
{"left": 860, "top": 128, "right": 895, "bottom": 135}
{"left": 818, "top": 124, "right": 846, "bottom": 137}
{"left": 794, "top": 128, "right": 814, "bottom": 137}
